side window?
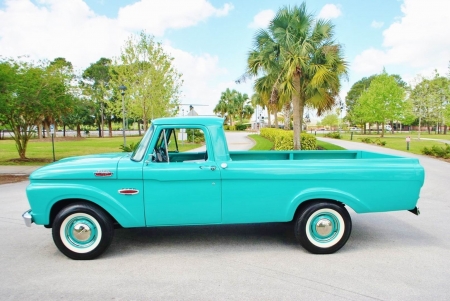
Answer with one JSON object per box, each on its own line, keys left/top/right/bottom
{"left": 152, "top": 127, "right": 209, "bottom": 163}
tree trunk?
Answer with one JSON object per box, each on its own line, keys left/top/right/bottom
{"left": 381, "top": 123, "right": 385, "bottom": 138}
{"left": 292, "top": 73, "right": 303, "bottom": 150}
{"left": 38, "top": 123, "right": 43, "bottom": 139}
{"left": 273, "top": 106, "right": 278, "bottom": 129}
{"left": 138, "top": 120, "right": 142, "bottom": 136}
{"left": 108, "top": 120, "right": 113, "bottom": 137}
{"left": 267, "top": 108, "right": 272, "bottom": 127}
{"left": 76, "top": 124, "right": 82, "bottom": 138}
{"left": 284, "top": 103, "right": 290, "bottom": 130}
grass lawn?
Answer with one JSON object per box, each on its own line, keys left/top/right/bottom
{"left": 0, "top": 136, "right": 201, "bottom": 165}
{"left": 316, "top": 140, "right": 346, "bottom": 150}
{"left": 316, "top": 132, "right": 450, "bottom": 155}
{"left": 248, "top": 134, "right": 274, "bottom": 150}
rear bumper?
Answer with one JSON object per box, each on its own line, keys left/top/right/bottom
{"left": 408, "top": 207, "right": 420, "bottom": 216}
{"left": 22, "top": 210, "right": 33, "bottom": 227}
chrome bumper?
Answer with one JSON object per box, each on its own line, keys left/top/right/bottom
{"left": 22, "top": 210, "right": 33, "bottom": 227}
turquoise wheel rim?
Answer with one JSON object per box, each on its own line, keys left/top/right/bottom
{"left": 65, "top": 217, "right": 97, "bottom": 248}
{"left": 309, "top": 213, "right": 339, "bottom": 242}
{"left": 60, "top": 213, "right": 102, "bottom": 253}
{"left": 305, "top": 208, "right": 345, "bottom": 248}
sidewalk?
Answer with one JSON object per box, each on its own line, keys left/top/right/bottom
{"left": 0, "top": 166, "right": 41, "bottom": 175}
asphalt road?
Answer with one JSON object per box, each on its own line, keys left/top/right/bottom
{"left": 1, "top": 136, "right": 449, "bottom": 300}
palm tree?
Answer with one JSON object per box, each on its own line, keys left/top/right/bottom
{"left": 233, "top": 92, "right": 251, "bottom": 124}
{"left": 214, "top": 88, "right": 236, "bottom": 125}
{"left": 248, "top": 3, "right": 348, "bottom": 149}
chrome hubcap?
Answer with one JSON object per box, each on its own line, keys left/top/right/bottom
{"left": 315, "top": 218, "right": 333, "bottom": 237}
{"left": 72, "top": 223, "right": 92, "bottom": 242}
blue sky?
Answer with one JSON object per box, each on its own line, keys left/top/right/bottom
{"left": 1, "top": 0, "right": 449, "bottom": 118}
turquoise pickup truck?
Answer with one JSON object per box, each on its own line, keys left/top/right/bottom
{"left": 23, "top": 117, "right": 424, "bottom": 260}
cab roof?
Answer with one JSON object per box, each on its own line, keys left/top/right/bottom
{"left": 152, "top": 116, "right": 225, "bottom": 126}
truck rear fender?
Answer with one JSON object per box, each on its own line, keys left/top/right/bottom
{"left": 27, "top": 183, "right": 144, "bottom": 227}
{"left": 286, "top": 188, "right": 369, "bottom": 220}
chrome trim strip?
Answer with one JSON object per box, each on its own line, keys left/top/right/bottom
{"left": 118, "top": 189, "right": 140, "bottom": 195}
{"left": 22, "top": 210, "right": 33, "bottom": 227}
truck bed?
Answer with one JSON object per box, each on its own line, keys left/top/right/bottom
{"left": 229, "top": 150, "right": 401, "bottom": 161}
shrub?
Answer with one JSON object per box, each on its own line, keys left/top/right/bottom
{"left": 120, "top": 141, "right": 139, "bottom": 152}
{"left": 421, "top": 144, "right": 450, "bottom": 158}
{"left": 421, "top": 147, "right": 433, "bottom": 155}
{"left": 324, "top": 132, "right": 341, "bottom": 139}
{"left": 187, "top": 129, "right": 205, "bottom": 142}
{"left": 374, "top": 139, "right": 387, "bottom": 146}
{"left": 260, "top": 128, "right": 316, "bottom": 150}
{"left": 235, "top": 124, "right": 248, "bottom": 131}
{"left": 359, "top": 137, "right": 386, "bottom": 146}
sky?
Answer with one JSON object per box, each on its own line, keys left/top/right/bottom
{"left": 1, "top": 0, "right": 449, "bottom": 119}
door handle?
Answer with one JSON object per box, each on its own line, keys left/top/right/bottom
{"left": 199, "top": 165, "right": 216, "bottom": 171}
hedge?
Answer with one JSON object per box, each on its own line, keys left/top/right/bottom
{"left": 224, "top": 124, "right": 248, "bottom": 131}
{"left": 260, "top": 128, "right": 317, "bottom": 150}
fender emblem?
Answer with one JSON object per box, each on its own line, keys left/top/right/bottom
{"left": 118, "top": 189, "right": 139, "bottom": 195}
{"left": 94, "top": 170, "right": 113, "bottom": 177}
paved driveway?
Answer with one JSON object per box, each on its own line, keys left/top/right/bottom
{"left": 1, "top": 136, "right": 449, "bottom": 300}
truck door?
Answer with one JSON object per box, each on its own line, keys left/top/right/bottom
{"left": 143, "top": 126, "right": 222, "bottom": 226}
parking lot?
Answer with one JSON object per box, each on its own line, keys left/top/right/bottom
{"left": 1, "top": 137, "right": 449, "bottom": 300}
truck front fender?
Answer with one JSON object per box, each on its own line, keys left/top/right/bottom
{"left": 26, "top": 183, "right": 145, "bottom": 227}
{"left": 286, "top": 187, "right": 369, "bottom": 220}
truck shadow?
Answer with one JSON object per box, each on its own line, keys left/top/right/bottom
{"left": 109, "top": 222, "right": 298, "bottom": 258}
{"left": 106, "top": 212, "right": 436, "bottom": 258}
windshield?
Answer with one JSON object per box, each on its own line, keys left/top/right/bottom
{"left": 130, "top": 125, "right": 154, "bottom": 162}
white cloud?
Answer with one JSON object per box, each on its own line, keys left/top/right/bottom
{"left": 371, "top": 20, "right": 384, "bottom": 28}
{"left": 0, "top": 0, "right": 129, "bottom": 71}
{"left": 353, "top": 0, "right": 450, "bottom": 77}
{"left": 248, "top": 9, "right": 275, "bottom": 29}
{"left": 163, "top": 45, "right": 229, "bottom": 115}
{"left": 0, "top": 0, "right": 233, "bottom": 70}
{"left": 0, "top": 0, "right": 236, "bottom": 115}
{"left": 317, "top": 4, "right": 342, "bottom": 20}
{"left": 118, "top": 0, "right": 233, "bottom": 36}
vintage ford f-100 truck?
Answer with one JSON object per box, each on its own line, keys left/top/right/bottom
{"left": 23, "top": 117, "right": 424, "bottom": 259}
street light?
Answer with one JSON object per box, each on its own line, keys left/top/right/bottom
{"left": 119, "top": 85, "right": 127, "bottom": 146}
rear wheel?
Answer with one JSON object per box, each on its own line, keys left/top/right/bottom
{"left": 52, "top": 203, "right": 114, "bottom": 260}
{"left": 295, "top": 202, "right": 352, "bottom": 254}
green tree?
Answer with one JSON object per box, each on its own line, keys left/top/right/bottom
{"left": 409, "top": 73, "right": 450, "bottom": 136}
{"left": 233, "top": 92, "right": 253, "bottom": 124}
{"left": 111, "top": 32, "right": 182, "bottom": 131}
{"left": 321, "top": 113, "right": 339, "bottom": 129}
{"left": 214, "top": 88, "right": 237, "bottom": 125}
{"left": 62, "top": 97, "right": 96, "bottom": 137}
{"left": 41, "top": 57, "right": 76, "bottom": 137}
{"left": 0, "top": 58, "right": 73, "bottom": 158}
{"left": 345, "top": 76, "right": 375, "bottom": 130}
{"left": 82, "top": 58, "right": 117, "bottom": 137}
{"left": 357, "top": 71, "right": 406, "bottom": 137}
{"left": 247, "top": 3, "right": 348, "bottom": 149}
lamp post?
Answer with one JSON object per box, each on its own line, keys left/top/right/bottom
{"left": 119, "top": 85, "right": 127, "bottom": 146}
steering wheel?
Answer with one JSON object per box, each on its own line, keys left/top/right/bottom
{"left": 158, "top": 147, "right": 168, "bottom": 162}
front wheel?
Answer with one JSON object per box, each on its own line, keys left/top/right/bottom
{"left": 295, "top": 202, "right": 352, "bottom": 254}
{"left": 52, "top": 203, "right": 114, "bottom": 260}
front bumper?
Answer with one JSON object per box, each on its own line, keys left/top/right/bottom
{"left": 22, "top": 210, "right": 33, "bottom": 227}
